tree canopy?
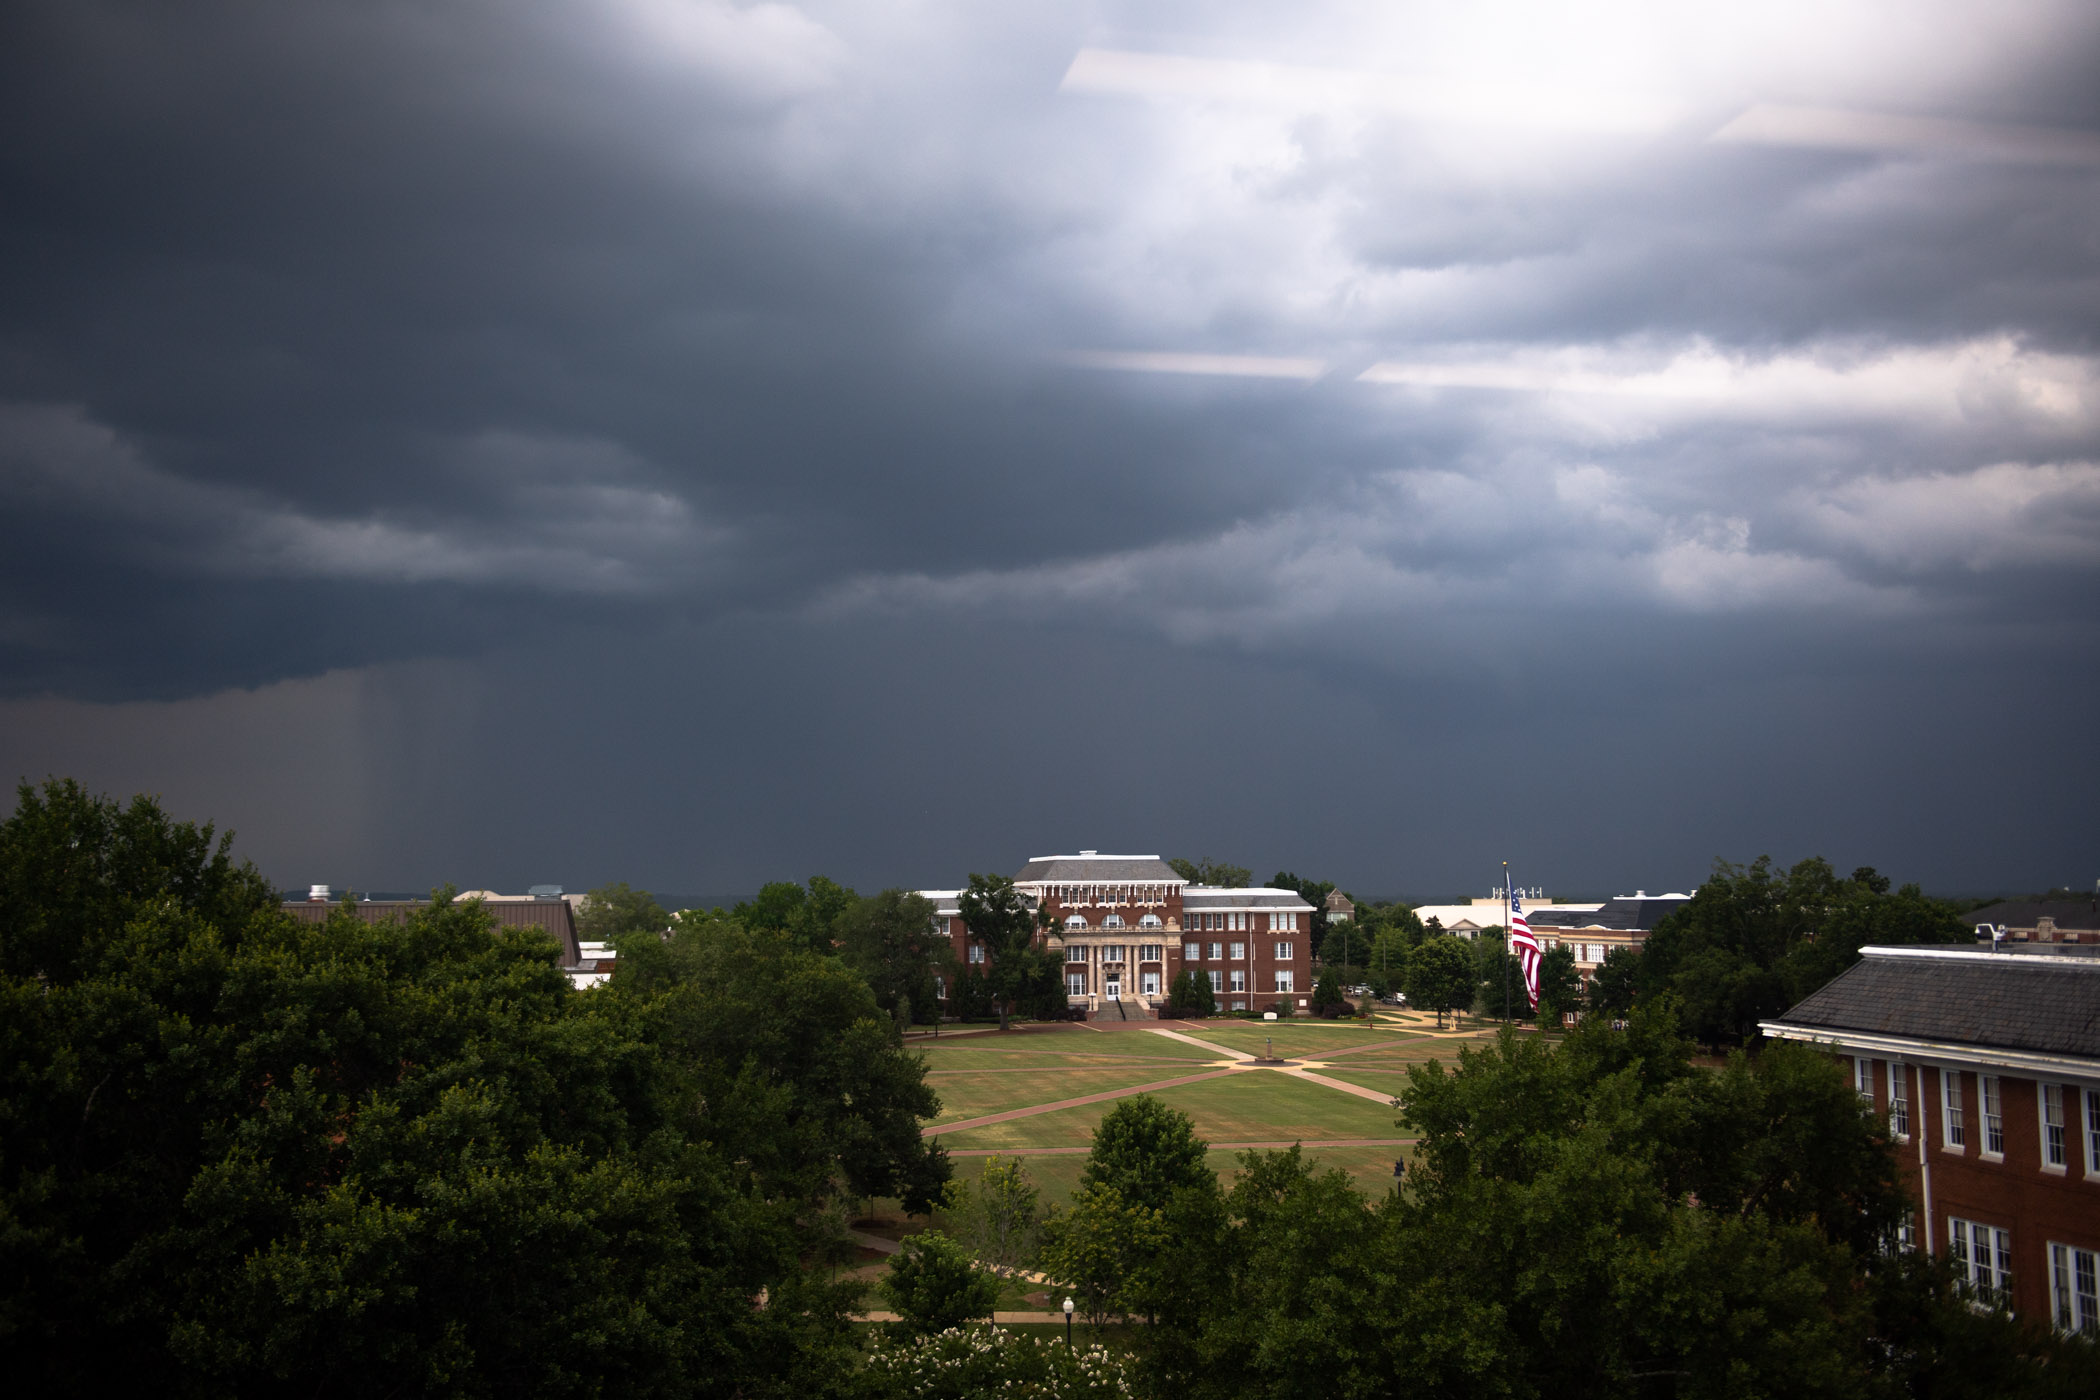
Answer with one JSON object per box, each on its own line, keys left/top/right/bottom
{"left": 577, "top": 879, "right": 669, "bottom": 942}
{"left": 957, "top": 873, "right": 1056, "bottom": 1031}
{"left": 0, "top": 779, "right": 951, "bottom": 1397}
{"left": 1169, "top": 857, "right": 1251, "bottom": 888}
{"left": 1405, "top": 934, "right": 1476, "bottom": 1028}
{"left": 1638, "top": 856, "right": 1967, "bottom": 1048}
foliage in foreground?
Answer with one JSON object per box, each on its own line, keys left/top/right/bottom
{"left": 0, "top": 779, "right": 946, "bottom": 1399}
{"left": 877, "top": 1231, "right": 1000, "bottom": 1336}
{"left": 857, "top": 1326, "right": 1136, "bottom": 1400}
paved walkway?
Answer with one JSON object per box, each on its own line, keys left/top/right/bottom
{"left": 1145, "top": 1027, "right": 1255, "bottom": 1061}
{"left": 1275, "top": 1066, "right": 1402, "bottom": 1105}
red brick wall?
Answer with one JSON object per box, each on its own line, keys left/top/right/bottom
{"left": 1862, "top": 1056, "right": 2100, "bottom": 1321}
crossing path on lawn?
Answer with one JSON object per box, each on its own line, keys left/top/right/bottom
{"left": 1146, "top": 1028, "right": 1256, "bottom": 1060}
{"left": 923, "top": 1066, "right": 1242, "bottom": 1136}
{"left": 944, "top": 1138, "right": 1417, "bottom": 1157}
{"left": 1275, "top": 1066, "right": 1404, "bottom": 1105}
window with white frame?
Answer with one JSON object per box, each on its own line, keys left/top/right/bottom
{"left": 1103, "top": 944, "right": 1126, "bottom": 963}
{"left": 934, "top": 975, "right": 946, "bottom": 999}
{"left": 1230, "top": 969, "right": 1246, "bottom": 992}
{"left": 1208, "top": 942, "right": 1223, "bottom": 960}
{"left": 1983, "top": 1075, "right": 2005, "bottom": 1156}
{"left": 1067, "top": 972, "right": 1087, "bottom": 997}
{"left": 2049, "top": 1243, "right": 2099, "bottom": 1336}
{"left": 1888, "top": 1061, "right": 1910, "bottom": 1140}
{"left": 1229, "top": 941, "right": 1245, "bottom": 960}
{"left": 1102, "top": 914, "right": 1125, "bottom": 930}
{"left": 2086, "top": 1088, "right": 2100, "bottom": 1176}
{"left": 1854, "top": 1057, "right": 1872, "bottom": 1101}
{"left": 1274, "top": 941, "right": 1293, "bottom": 960}
{"left": 969, "top": 943, "right": 987, "bottom": 964}
{"left": 1893, "top": 1209, "right": 1916, "bottom": 1254}
{"left": 1140, "top": 971, "right": 1160, "bottom": 996}
{"left": 1065, "top": 944, "right": 1086, "bottom": 963}
{"left": 1183, "top": 941, "right": 1201, "bottom": 960}
{"left": 1942, "top": 1069, "right": 1966, "bottom": 1149}
{"left": 1948, "top": 1218, "right": 2012, "bottom": 1303}
{"left": 1139, "top": 943, "right": 1162, "bottom": 963}
{"left": 1207, "top": 970, "right": 1223, "bottom": 993}
{"left": 1275, "top": 970, "right": 1295, "bottom": 993}
{"left": 2042, "top": 1083, "right": 2068, "bottom": 1170}
{"left": 1065, "top": 914, "right": 1087, "bottom": 930}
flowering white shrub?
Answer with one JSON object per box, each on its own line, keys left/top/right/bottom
{"left": 859, "top": 1325, "right": 1136, "bottom": 1400}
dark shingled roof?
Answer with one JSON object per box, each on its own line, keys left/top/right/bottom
{"left": 1013, "top": 855, "right": 1182, "bottom": 884}
{"left": 283, "top": 897, "right": 582, "bottom": 965}
{"left": 1770, "top": 949, "right": 2100, "bottom": 1060}
{"left": 1963, "top": 899, "right": 2099, "bottom": 934}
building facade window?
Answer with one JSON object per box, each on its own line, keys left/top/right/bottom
{"left": 1065, "top": 944, "right": 1086, "bottom": 963}
{"left": 2086, "top": 1088, "right": 2100, "bottom": 1176}
{"left": 1103, "top": 945, "right": 1126, "bottom": 964}
{"left": 1942, "top": 1069, "right": 1966, "bottom": 1150}
{"left": 1183, "top": 941, "right": 1201, "bottom": 960}
{"left": 1274, "top": 941, "right": 1293, "bottom": 960}
{"left": 1983, "top": 1075, "right": 2005, "bottom": 1156}
{"left": 1067, "top": 972, "right": 1087, "bottom": 997}
{"left": 1230, "top": 970, "right": 1246, "bottom": 992}
{"left": 1854, "top": 1057, "right": 1872, "bottom": 1101}
{"left": 1888, "top": 1061, "right": 1909, "bottom": 1140}
{"left": 1229, "top": 941, "right": 1245, "bottom": 960}
{"left": 1207, "top": 970, "right": 1223, "bottom": 993}
{"left": 1140, "top": 971, "right": 1160, "bottom": 996}
{"left": 934, "top": 975, "right": 946, "bottom": 999}
{"left": 1208, "top": 942, "right": 1223, "bottom": 960}
{"left": 1139, "top": 943, "right": 1162, "bottom": 963}
{"left": 2049, "top": 1243, "right": 2099, "bottom": 1336}
{"left": 969, "top": 943, "right": 987, "bottom": 964}
{"left": 1948, "top": 1218, "right": 2012, "bottom": 1304}
{"left": 1893, "top": 1210, "right": 1916, "bottom": 1254}
{"left": 1275, "top": 971, "right": 1295, "bottom": 993}
{"left": 2042, "top": 1083, "right": 2068, "bottom": 1170}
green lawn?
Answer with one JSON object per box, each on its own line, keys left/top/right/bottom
{"left": 935, "top": 1067, "right": 1405, "bottom": 1152}
{"left": 926, "top": 1067, "right": 1210, "bottom": 1125}
{"left": 1173, "top": 1024, "right": 1390, "bottom": 1057}
{"left": 939, "top": 1138, "right": 1417, "bottom": 1213}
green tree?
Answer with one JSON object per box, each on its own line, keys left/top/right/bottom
{"left": 1534, "top": 943, "right": 1582, "bottom": 1026}
{"left": 577, "top": 880, "right": 669, "bottom": 942}
{"left": 836, "top": 888, "right": 943, "bottom": 1024}
{"left": 613, "top": 907, "right": 952, "bottom": 1214}
{"left": 954, "top": 1154, "right": 1041, "bottom": 1277}
{"left": 1311, "top": 967, "right": 1351, "bottom": 1018}
{"left": 1079, "top": 1095, "right": 1212, "bottom": 1213}
{"left": 1166, "top": 967, "right": 1215, "bottom": 1018}
{"left": 1638, "top": 856, "right": 1966, "bottom": 1049}
{"left": 1037, "top": 1184, "right": 1167, "bottom": 1327}
{"left": 1169, "top": 857, "right": 1251, "bottom": 888}
{"left": 734, "top": 874, "right": 858, "bottom": 954}
{"left": 1590, "top": 945, "right": 1640, "bottom": 1016}
{"left": 0, "top": 780, "right": 862, "bottom": 1398}
{"left": 957, "top": 873, "right": 1054, "bottom": 1032}
{"left": 1405, "top": 934, "right": 1476, "bottom": 1028}
{"left": 878, "top": 1231, "right": 1000, "bottom": 1336}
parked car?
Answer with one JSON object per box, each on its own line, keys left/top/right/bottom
{"left": 1378, "top": 992, "right": 1407, "bottom": 1006}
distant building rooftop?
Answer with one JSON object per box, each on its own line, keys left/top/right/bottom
{"left": 1013, "top": 852, "right": 1184, "bottom": 884}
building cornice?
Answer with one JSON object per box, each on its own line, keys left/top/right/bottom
{"left": 1759, "top": 1019, "right": 2100, "bottom": 1084}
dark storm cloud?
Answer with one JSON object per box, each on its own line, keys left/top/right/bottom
{"left": 2, "top": 0, "right": 2098, "bottom": 889}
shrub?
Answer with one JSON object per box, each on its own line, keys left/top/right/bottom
{"left": 858, "top": 1326, "right": 1136, "bottom": 1400}
{"left": 877, "top": 1231, "right": 1000, "bottom": 1336}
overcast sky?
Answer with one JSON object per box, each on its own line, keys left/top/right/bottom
{"left": 2, "top": 1, "right": 2096, "bottom": 901}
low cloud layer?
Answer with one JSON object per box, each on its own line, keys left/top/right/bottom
{"left": 2, "top": 1, "right": 2096, "bottom": 891}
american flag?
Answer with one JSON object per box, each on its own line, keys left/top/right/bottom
{"left": 1508, "top": 884, "right": 1542, "bottom": 1010}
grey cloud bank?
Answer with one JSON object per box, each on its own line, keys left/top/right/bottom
{"left": 1, "top": 0, "right": 2095, "bottom": 895}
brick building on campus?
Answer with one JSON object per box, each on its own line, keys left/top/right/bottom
{"left": 921, "top": 851, "right": 1315, "bottom": 1018}
{"left": 1761, "top": 942, "right": 2100, "bottom": 1335}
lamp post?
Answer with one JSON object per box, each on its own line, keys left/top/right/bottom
{"left": 1062, "top": 1295, "right": 1074, "bottom": 1348}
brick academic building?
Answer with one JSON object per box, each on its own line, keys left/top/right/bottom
{"left": 1763, "top": 938, "right": 2100, "bottom": 1335}
{"left": 922, "top": 851, "right": 1315, "bottom": 1018}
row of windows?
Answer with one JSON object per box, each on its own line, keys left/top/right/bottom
{"left": 1939, "top": 1217, "right": 2099, "bottom": 1337}
{"left": 1187, "top": 911, "right": 1301, "bottom": 932}
{"left": 1182, "top": 941, "right": 1296, "bottom": 962}
{"left": 1064, "top": 944, "right": 1166, "bottom": 964}
{"left": 1197, "top": 969, "right": 1294, "bottom": 993}
{"left": 1857, "top": 1058, "right": 2100, "bottom": 1175}
{"left": 1048, "top": 884, "right": 1170, "bottom": 907}
{"left": 1067, "top": 971, "right": 1163, "bottom": 996}
{"left": 1065, "top": 913, "right": 1164, "bottom": 931}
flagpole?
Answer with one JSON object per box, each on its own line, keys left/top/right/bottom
{"left": 1502, "top": 861, "right": 1512, "bottom": 1025}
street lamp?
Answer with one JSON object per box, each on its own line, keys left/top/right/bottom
{"left": 1062, "top": 1295, "right": 1074, "bottom": 1348}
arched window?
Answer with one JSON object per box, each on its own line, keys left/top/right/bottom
{"left": 1065, "top": 913, "right": 1088, "bottom": 930}
{"left": 1102, "top": 914, "right": 1125, "bottom": 929}
{"left": 1139, "top": 913, "right": 1162, "bottom": 928}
